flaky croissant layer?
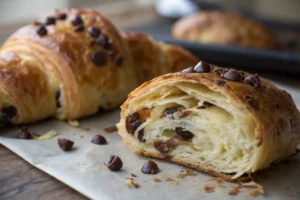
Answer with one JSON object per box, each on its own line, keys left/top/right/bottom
{"left": 0, "top": 8, "right": 197, "bottom": 126}
{"left": 117, "top": 63, "right": 300, "bottom": 180}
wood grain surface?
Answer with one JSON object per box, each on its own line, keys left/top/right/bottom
{"left": 0, "top": 145, "right": 87, "bottom": 200}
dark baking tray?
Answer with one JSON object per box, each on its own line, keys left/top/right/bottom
{"left": 125, "top": 18, "right": 300, "bottom": 76}
{"left": 153, "top": 35, "right": 300, "bottom": 75}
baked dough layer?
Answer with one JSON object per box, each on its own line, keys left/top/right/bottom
{"left": 117, "top": 66, "right": 300, "bottom": 180}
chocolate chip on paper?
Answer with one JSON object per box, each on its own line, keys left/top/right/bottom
{"left": 57, "top": 138, "right": 74, "bottom": 151}
{"left": 107, "top": 155, "right": 123, "bottom": 171}
{"left": 141, "top": 160, "right": 159, "bottom": 174}
{"left": 91, "top": 135, "right": 107, "bottom": 145}
{"left": 18, "top": 127, "right": 32, "bottom": 139}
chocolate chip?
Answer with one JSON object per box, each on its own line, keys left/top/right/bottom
{"left": 175, "top": 127, "right": 194, "bottom": 141}
{"left": 71, "top": 15, "right": 83, "bottom": 26}
{"left": 138, "top": 129, "right": 146, "bottom": 142}
{"left": 91, "top": 135, "right": 107, "bottom": 145}
{"left": 98, "top": 106, "right": 104, "bottom": 113}
{"left": 244, "top": 96, "right": 259, "bottom": 110}
{"left": 107, "top": 155, "right": 123, "bottom": 171}
{"left": 245, "top": 74, "right": 260, "bottom": 88}
{"left": 162, "top": 107, "right": 179, "bottom": 118}
{"left": 182, "top": 67, "right": 194, "bottom": 73}
{"left": 203, "top": 101, "right": 214, "bottom": 107}
{"left": 126, "top": 112, "right": 141, "bottom": 134}
{"left": 216, "top": 79, "right": 226, "bottom": 86}
{"left": 115, "top": 55, "right": 123, "bottom": 66}
{"left": 153, "top": 138, "right": 179, "bottom": 154}
{"left": 88, "top": 27, "right": 101, "bottom": 38}
{"left": 194, "top": 61, "right": 211, "bottom": 73}
{"left": 91, "top": 51, "right": 106, "bottom": 66}
{"left": 55, "top": 90, "right": 61, "bottom": 108}
{"left": 275, "top": 103, "right": 280, "bottom": 109}
{"left": 74, "top": 24, "right": 84, "bottom": 32}
{"left": 58, "top": 138, "right": 74, "bottom": 151}
{"left": 58, "top": 13, "right": 67, "bottom": 20}
{"left": 223, "top": 70, "right": 242, "bottom": 82}
{"left": 2, "top": 105, "right": 17, "bottom": 119}
{"left": 36, "top": 25, "right": 47, "bottom": 36}
{"left": 141, "top": 160, "right": 159, "bottom": 174}
{"left": 96, "top": 35, "right": 110, "bottom": 49}
{"left": 18, "top": 127, "right": 32, "bottom": 139}
{"left": 44, "top": 17, "right": 56, "bottom": 25}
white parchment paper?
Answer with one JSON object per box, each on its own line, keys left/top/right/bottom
{"left": 1, "top": 81, "right": 300, "bottom": 200}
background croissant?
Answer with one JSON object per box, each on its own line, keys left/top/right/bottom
{"left": 0, "top": 8, "right": 198, "bottom": 127}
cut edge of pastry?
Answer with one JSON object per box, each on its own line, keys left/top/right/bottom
{"left": 117, "top": 64, "right": 300, "bottom": 182}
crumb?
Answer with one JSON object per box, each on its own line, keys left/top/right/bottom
{"left": 204, "top": 185, "right": 215, "bottom": 193}
{"left": 165, "top": 177, "right": 175, "bottom": 182}
{"left": 80, "top": 135, "right": 84, "bottom": 138}
{"left": 192, "top": 180, "right": 196, "bottom": 183}
{"left": 242, "top": 181, "right": 263, "bottom": 189}
{"left": 177, "top": 168, "right": 195, "bottom": 179}
{"left": 216, "top": 177, "right": 223, "bottom": 183}
{"left": 229, "top": 185, "right": 240, "bottom": 196}
{"left": 104, "top": 125, "right": 117, "bottom": 133}
{"left": 153, "top": 178, "right": 162, "bottom": 182}
{"left": 248, "top": 189, "right": 261, "bottom": 197}
{"left": 171, "top": 180, "right": 179, "bottom": 185}
{"left": 131, "top": 173, "right": 137, "bottom": 177}
{"left": 69, "top": 168, "right": 74, "bottom": 171}
{"left": 82, "top": 127, "right": 90, "bottom": 131}
{"left": 126, "top": 179, "right": 140, "bottom": 188}
{"left": 68, "top": 120, "right": 80, "bottom": 127}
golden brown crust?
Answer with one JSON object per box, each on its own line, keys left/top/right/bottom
{"left": 118, "top": 65, "right": 300, "bottom": 180}
{"left": 172, "top": 10, "right": 279, "bottom": 50}
{"left": 0, "top": 8, "right": 198, "bottom": 126}
{"left": 121, "top": 31, "right": 198, "bottom": 83}
{"left": 123, "top": 138, "right": 252, "bottom": 182}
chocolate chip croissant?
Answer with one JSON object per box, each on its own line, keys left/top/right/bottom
{"left": 117, "top": 61, "right": 300, "bottom": 181}
{"left": 0, "top": 8, "right": 197, "bottom": 126}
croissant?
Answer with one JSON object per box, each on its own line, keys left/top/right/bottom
{"left": 172, "top": 10, "right": 279, "bottom": 50}
{"left": 0, "top": 8, "right": 198, "bottom": 127}
{"left": 117, "top": 61, "right": 300, "bottom": 181}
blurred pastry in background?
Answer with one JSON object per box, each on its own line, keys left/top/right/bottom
{"left": 172, "top": 10, "right": 280, "bottom": 50}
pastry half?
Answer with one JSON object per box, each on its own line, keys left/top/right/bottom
{"left": 117, "top": 62, "right": 300, "bottom": 181}
{"left": 172, "top": 10, "right": 279, "bottom": 50}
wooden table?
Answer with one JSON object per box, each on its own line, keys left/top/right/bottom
{"left": 0, "top": 145, "right": 87, "bottom": 200}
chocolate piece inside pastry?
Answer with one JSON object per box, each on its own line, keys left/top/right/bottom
{"left": 117, "top": 61, "right": 300, "bottom": 181}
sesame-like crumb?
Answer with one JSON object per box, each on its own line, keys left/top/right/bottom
{"left": 165, "top": 177, "right": 175, "bottom": 182}
{"left": 82, "top": 127, "right": 90, "bottom": 131}
{"left": 229, "top": 185, "right": 240, "bottom": 196}
{"left": 153, "top": 178, "right": 162, "bottom": 182}
{"left": 177, "top": 168, "right": 195, "bottom": 179}
{"left": 68, "top": 120, "right": 80, "bottom": 127}
{"left": 204, "top": 185, "right": 215, "bottom": 193}
{"left": 131, "top": 173, "right": 137, "bottom": 177}
{"left": 248, "top": 189, "right": 261, "bottom": 197}
{"left": 126, "top": 179, "right": 140, "bottom": 188}
{"left": 104, "top": 125, "right": 117, "bottom": 133}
